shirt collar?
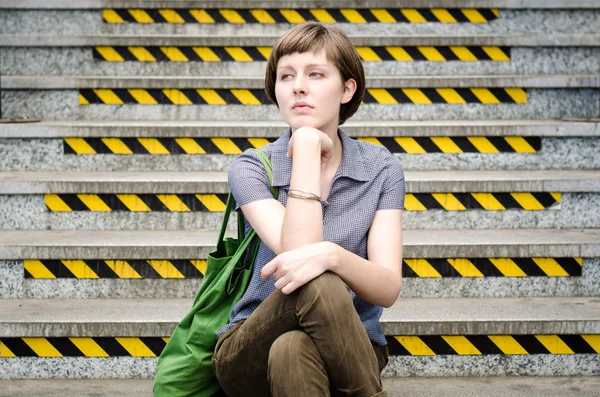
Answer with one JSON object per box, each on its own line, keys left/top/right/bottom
{"left": 269, "top": 128, "right": 370, "bottom": 188}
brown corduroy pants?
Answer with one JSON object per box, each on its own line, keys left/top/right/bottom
{"left": 212, "top": 271, "right": 389, "bottom": 397}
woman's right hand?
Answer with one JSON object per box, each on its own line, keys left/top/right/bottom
{"left": 287, "top": 127, "right": 333, "bottom": 165}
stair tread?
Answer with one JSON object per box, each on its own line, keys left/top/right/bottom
{"left": 3, "top": 119, "right": 598, "bottom": 138}
{"left": 1, "top": 376, "right": 599, "bottom": 397}
{"left": 1, "top": 228, "right": 598, "bottom": 260}
{"left": 3, "top": 74, "right": 599, "bottom": 89}
{"left": 1, "top": 296, "right": 599, "bottom": 337}
{"left": 2, "top": 32, "right": 599, "bottom": 47}
{"left": 2, "top": 0, "right": 599, "bottom": 10}
{"left": 1, "top": 170, "right": 599, "bottom": 193}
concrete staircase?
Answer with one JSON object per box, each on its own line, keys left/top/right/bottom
{"left": 1, "top": 0, "right": 599, "bottom": 395}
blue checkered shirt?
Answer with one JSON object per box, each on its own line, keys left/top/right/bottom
{"left": 217, "top": 128, "right": 405, "bottom": 345}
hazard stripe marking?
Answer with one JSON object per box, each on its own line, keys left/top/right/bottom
{"left": 386, "top": 335, "right": 600, "bottom": 356}
{"left": 93, "top": 46, "right": 510, "bottom": 62}
{"left": 79, "top": 88, "right": 525, "bottom": 105}
{"left": 44, "top": 192, "right": 559, "bottom": 212}
{"left": 24, "top": 257, "right": 582, "bottom": 279}
{"left": 4, "top": 334, "right": 600, "bottom": 357}
{"left": 103, "top": 9, "right": 498, "bottom": 24}
{"left": 0, "top": 338, "right": 167, "bottom": 357}
{"left": 64, "top": 136, "right": 539, "bottom": 155}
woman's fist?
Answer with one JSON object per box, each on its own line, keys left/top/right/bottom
{"left": 287, "top": 127, "right": 333, "bottom": 165}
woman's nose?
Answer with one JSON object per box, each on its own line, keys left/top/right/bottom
{"left": 293, "top": 76, "right": 307, "bottom": 95}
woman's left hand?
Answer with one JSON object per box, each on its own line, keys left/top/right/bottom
{"left": 261, "top": 241, "right": 337, "bottom": 294}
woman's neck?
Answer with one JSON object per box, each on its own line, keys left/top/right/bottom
{"left": 321, "top": 128, "right": 343, "bottom": 175}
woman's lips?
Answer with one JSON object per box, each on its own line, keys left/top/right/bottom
{"left": 293, "top": 105, "right": 313, "bottom": 111}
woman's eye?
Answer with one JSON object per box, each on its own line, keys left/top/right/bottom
{"left": 310, "top": 72, "right": 323, "bottom": 77}
{"left": 280, "top": 74, "right": 292, "bottom": 80}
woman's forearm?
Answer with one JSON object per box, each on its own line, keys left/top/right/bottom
{"left": 280, "top": 131, "right": 324, "bottom": 253}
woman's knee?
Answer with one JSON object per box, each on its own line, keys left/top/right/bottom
{"left": 301, "top": 271, "right": 352, "bottom": 309}
{"left": 268, "top": 330, "right": 313, "bottom": 368}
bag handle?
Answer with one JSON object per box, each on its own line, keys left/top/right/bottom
{"left": 225, "top": 148, "right": 280, "bottom": 294}
{"left": 217, "top": 148, "right": 279, "bottom": 257}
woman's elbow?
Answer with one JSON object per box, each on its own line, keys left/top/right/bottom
{"left": 384, "top": 278, "right": 402, "bottom": 308}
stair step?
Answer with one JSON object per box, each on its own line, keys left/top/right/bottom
{"left": 2, "top": 0, "right": 599, "bottom": 9}
{"left": 0, "top": 171, "right": 597, "bottom": 231}
{"left": 1, "top": 228, "right": 598, "bottom": 259}
{"left": 1, "top": 376, "right": 600, "bottom": 397}
{"left": 1, "top": 297, "right": 598, "bottom": 378}
{"left": 1, "top": 296, "right": 599, "bottom": 337}
{"left": 4, "top": 48, "right": 598, "bottom": 78}
{"left": 4, "top": 90, "right": 596, "bottom": 121}
{"left": 3, "top": 33, "right": 600, "bottom": 47}
{"left": 2, "top": 119, "right": 599, "bottom": 138}
{"left": 4, "top": 258, "right": 598, "bottom": 299}
{"left": 2, "top": 121, "right": 598, "bottom": 174}
{"left": 1, "top": 170, "right": 598, "bottom": 194}
{"left": 3, "top": 74, "right": 598, "bottom": 89}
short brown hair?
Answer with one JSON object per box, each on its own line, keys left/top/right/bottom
{"left": 264, "top": 21, "right": 365, "bottom": 126}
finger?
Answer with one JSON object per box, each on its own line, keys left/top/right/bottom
{"left": 261, "top": 260, "right": 275, "bottom": 280}
{"left": 274, "top": 267, "right": 286, "bottom": 282}
{"left": 281, "top": 280, "right": 297, "bottom": 295}
{"left": 274, "top": 275, "right": 289, "bottom": 290}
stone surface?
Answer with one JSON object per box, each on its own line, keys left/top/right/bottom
{"left": 2, "top": 377, "right": 600, "bottom": 397}
{"left": 0, "top": 261, "right": 22, "bottom": 299}
{"left": 5, "top": 75, "right": 598, "bottom": 90}
{"left": 11, "top": 256, "right": 600, "bottom": 299}
{"left": 1, "top": 120, "right": 599, "bottom": 138}
{"left": 0, "top": 357, "right": 158, "bottom": 380}
{"left": 1, "top": 169, "right": 599, "bottom": 193}
{"left": 1, "top": 354, "right": 599, "bottom": 379}
{"left": 1, "top": 10, "right": 599, "bottom": 35}
{"left": 2, "top": 47, "right": 600, "bottom": 77}
{"left": 3, "top": 89, "right": 598, "bottom": 121}
{"left": 1, "top": 228, "right": 599, "bottom": 259}
{"left": 2, "top": 296, "right": 600, "bottom": 337}
{"left": 1, "top": 193, "right": 599, "bottom": 231}
{"left": 22, "top": 278, "right": 202, "bottom": 299}
{"left": 4, "top": 258, "right": 599, "bottom": 299}
{"left": 1, "top": 135, "right": 600, "bottom": 173}
{"left": 383, "top": 355, "right": 600, "bottom": 377}
{"left": 400, "top": 258, "right": 600, "bottom": 298}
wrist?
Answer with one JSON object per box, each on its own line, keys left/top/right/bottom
{"left": 294, "top": 127, "right": 323, "bottom": 144}
{"left": 325, "top": 241, "right": 340, "bottom": 272}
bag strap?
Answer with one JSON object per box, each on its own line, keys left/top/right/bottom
{"left": 217, "top": 148, "right": 279, "bottom": 251}
{"left": 225, "top": 148, "right": 280, "bottom": 294}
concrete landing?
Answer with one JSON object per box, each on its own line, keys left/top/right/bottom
{"left": 1, "top": 376, "right": 600, "bottom": 397}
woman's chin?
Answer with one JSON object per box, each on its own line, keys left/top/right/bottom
{"left": 287, "top": 118, "right": 321, "bottom": 131}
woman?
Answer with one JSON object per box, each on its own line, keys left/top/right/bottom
{"left": 213, "top": 21, "right": 405, "bottom": 397}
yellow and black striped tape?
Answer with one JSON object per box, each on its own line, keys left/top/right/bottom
{"left": 44, "top": 192, "right": 560, "bottom": 212}
{"left": 102, "top": 8, "right": 499, "bottom": 24}
{"left": 0, "top": 337, "right": 168, "bottom": 357}
{"left": 2, "top": 334, "right": 599, "bottom": 357}
{"left": 23, "top": 257, "right": 582, "bottom": 279}
{"left": 403, "top": 257, "right": 582, "bottom": 278}
{"left": 24, "top": 259, "right": 207, "bottom": 279}
{"left": 93, "top": 46, "right": 511, "bottom": 62}
{"left": 79, "top": 88, "right": 527, "bottom": 105}
{"left": 386, "top": 334, "right": 600, "bottom": 356}
{"left": 63, "top": 136, "right": 541, "bottom": 155}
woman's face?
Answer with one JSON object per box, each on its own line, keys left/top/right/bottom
{"left": 274, "top": 49, "right": 355, "bottom": 133}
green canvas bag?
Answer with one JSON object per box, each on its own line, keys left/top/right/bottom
{"left": 154, "top": 148, "right": 278, "bottom": 397}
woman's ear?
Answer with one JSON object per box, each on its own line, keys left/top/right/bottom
{"left": 341, "top": 78, "right": 357, "bottom": 104}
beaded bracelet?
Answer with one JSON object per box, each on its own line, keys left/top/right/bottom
{"left": 288, "top": 188, "right": 322, "bottom": 203}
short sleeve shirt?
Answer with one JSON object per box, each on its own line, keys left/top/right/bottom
{"left": 217, "top": 128, "right": 405, "bottom": 346}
